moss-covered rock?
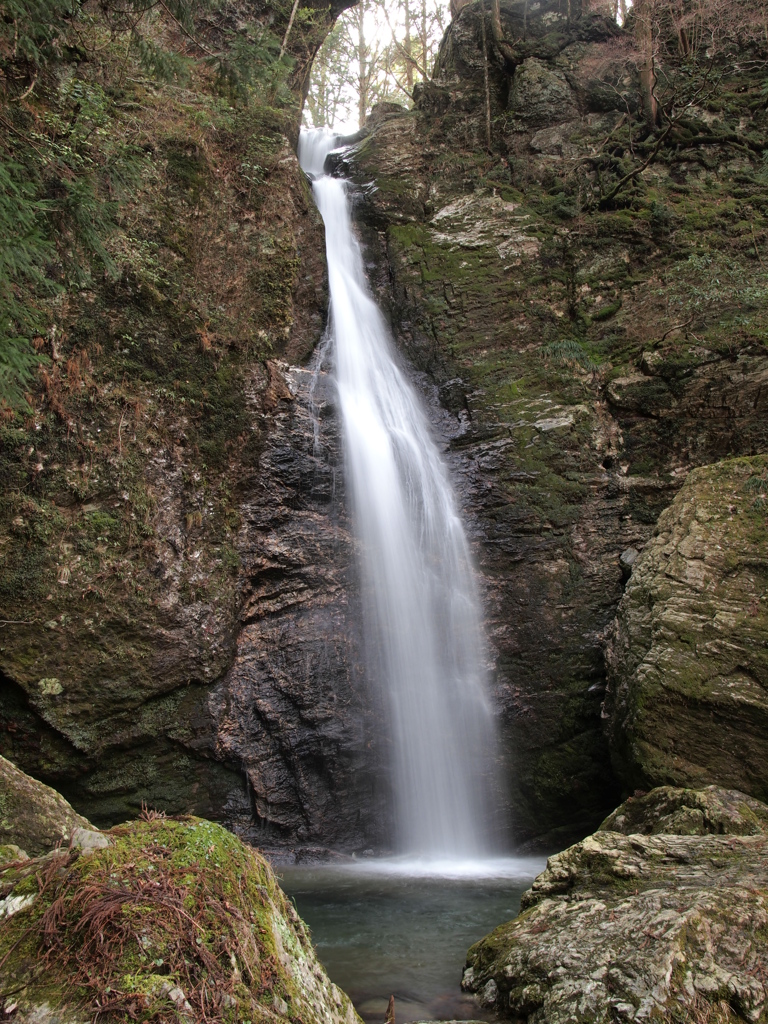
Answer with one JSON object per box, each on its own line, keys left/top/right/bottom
{"left": 600, "top": 785, "right": 768, "bottom": 837}
{"left": 0, "top": 0, "right": 358, "bottom": 842}
{"left": 604, "top": 455, "right": 768, "bottom": 800}
{"left": 463, "top": 794, "right": 768, "bottom": 1022}
{"left": 0, "top": 815, "right": 359, "bottom": 1024}
{"left": 0, "top": 753, "right": 92, "bottom": 856}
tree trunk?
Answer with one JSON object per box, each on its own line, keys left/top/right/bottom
{"left": 489, "top": 0, "right": 517, "bottom": 64}
{"left": 357, "top": 3, "right": 367, "bottom": 129}
{"left": 420, "top": 0, "right": 428, "bottom": 79}
{"left": 480, "top": 0, "right": 492, "bottom": 150}
{"left": 635, "top": 0, "right": 658, "bottom": 126}
{"left": 403, "top": 0, "right": 414, "bottom": 94}
{"left": 278, "top": 0, "right": 301, "bottom": 60}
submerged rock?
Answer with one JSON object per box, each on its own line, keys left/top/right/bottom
{"left": 0, "top": 815, "right": 359, "bottom": 1024}
{"left": 463, "top": 787, "right": 768, "bottom": 1022}
{"left": 604, "top": 455, "right": 768, "bottom": 801}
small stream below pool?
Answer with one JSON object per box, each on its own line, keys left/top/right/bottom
{"left": 278, "top": 858, "right": 545, "bottom": 1024}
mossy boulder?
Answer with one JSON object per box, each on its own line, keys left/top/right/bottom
{"left": 0, "top": 754, "right": 92, "bottom": 856}
{"left": 600, "top": 784, "right": 768, "bottom": 837}
{"left": 0, "top": 815, "right": 359, "bottom": 1024}
{"left": 463, "top": 793, "right": 768, "bottom": 1022}
{"left": 604, "top": 455, "right": 768, "bottom": 801}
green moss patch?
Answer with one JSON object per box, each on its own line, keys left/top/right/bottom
{"left": 0, "top": 815, "right": 353, "bottom": 1024}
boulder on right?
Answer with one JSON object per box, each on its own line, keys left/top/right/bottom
{"left": 603, "top": 455, "right": 768, "bottom": 800}
{"left": 462, "top": 819, "right": 768, "bottom": 1023}
{"left": 600, "top": 784, "right": 768, "bottom": 837}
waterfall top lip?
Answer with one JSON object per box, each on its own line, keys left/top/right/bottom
{"left": 297, "top": 128, "right": 342, "bottom": 178}
{"left": 298, "top": 127, "right": 366, "bottom": 179}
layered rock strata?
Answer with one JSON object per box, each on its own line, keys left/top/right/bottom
{"left": 210, "top": 362, "right": 387, "bottom": 851}
{"left": 463, "top": 786, "right": 768, "bottom": 1023}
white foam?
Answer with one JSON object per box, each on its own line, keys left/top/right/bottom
{"left": 293, "top": 856, "right": 546, "bottom": 882}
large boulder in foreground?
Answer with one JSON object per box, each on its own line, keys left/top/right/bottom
{"left": 603, "top": 455, "right": 768, "bottom": 800}
{"left": 462, "top": 787, "right": 768, "bottom": 1023}
{"left": 0, "top": 753, "right": 92, "bottom": 856}
{"left": 0, "top": 816, "right": 359, "bottom": 1024}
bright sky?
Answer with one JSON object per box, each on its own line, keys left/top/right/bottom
{"left": 304, "top": 0, "right": 451, "bottom": 135}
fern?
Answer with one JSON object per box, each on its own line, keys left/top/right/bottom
{"left": 0, "top": 0, "right": 76, "bottom": 69}
{"left": 745, "top": 474, "right": 768, "bottom": 494}
{"left": 542, "top": 339, "right": 600, "bottom": 372}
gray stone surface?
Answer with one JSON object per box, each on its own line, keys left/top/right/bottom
{"left": 0, "top": 754, "right": 92, "bottom": 856}
{"left": 463, "top": 806, "right": 768, "bottom": 1022}
{"left": 604, "top": 456, "right": 768, "bottom": 801}
{"left": 601, "top": 785, "right": 768, "bottom": 837}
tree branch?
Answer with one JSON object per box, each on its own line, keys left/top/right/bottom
{"left": 279, "top": 0, "right": 302, "bottom": 60}
{"left": 379, "top": 4, "right": 428, "bottom": 79}
{"left": 157, "top": 0, "right": 220, "bottom": 59}
{"left": 599, "top": 121, "right": 673, "bottom": 205}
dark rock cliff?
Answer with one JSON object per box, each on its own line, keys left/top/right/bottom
{"left": 334, "top": 0, "right": 768, "bottom": 846}
{"left": 209, "top": 361, "right": 388, "bottom": 850}
{"left": 1, "top": 0, "right": 766, "bottom": 854}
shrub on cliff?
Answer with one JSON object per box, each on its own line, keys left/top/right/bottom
{"left": 0, "top": 0, "right": 296, "bottom": 411}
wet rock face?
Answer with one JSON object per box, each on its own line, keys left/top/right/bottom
{"left": 0, "top": 141, "right": 333, "bottom": 832}
{"left": 0, "top": 110, "right": 384, "bottom": 849}
{"left": 604, "top": 455, "right": 768, "bottom": 801}
{"left": 210, "top": 362, "right": 388, "bottom": 851}
{"left": 338, "top": 0, "right": 768, "bottom": 847}
{"left": 463, "top": 790, "right": 768, "bottom": 1022}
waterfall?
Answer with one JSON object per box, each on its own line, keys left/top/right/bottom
{"left": 299, "top": 130, "right": 503, "bottom": 860}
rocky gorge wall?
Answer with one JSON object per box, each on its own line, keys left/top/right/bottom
{"left": 1, "top": 0, "right": 767, "bottom": 855}
{"left": 334, "top": 0, "right": 768, "bottom": 846}
{"left": 0, "top": 0, "right": 389, "bottom": 853}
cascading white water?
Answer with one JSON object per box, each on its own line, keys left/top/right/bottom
{"left": 299, "top": 130, "right": 503, "bottom": 860}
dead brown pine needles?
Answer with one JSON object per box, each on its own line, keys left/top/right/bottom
{"left": 24, "top": 828, "right": 276, "bottom": 1023}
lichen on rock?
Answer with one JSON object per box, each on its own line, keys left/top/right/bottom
{"left": 603, "top": 455, "right": 768, "bottom": 801}
{"left": 600, "top": 784, "right": 768, "bottom": 838}
{"left": 463, "top": 787, "right": 768, "bottom": 1022}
